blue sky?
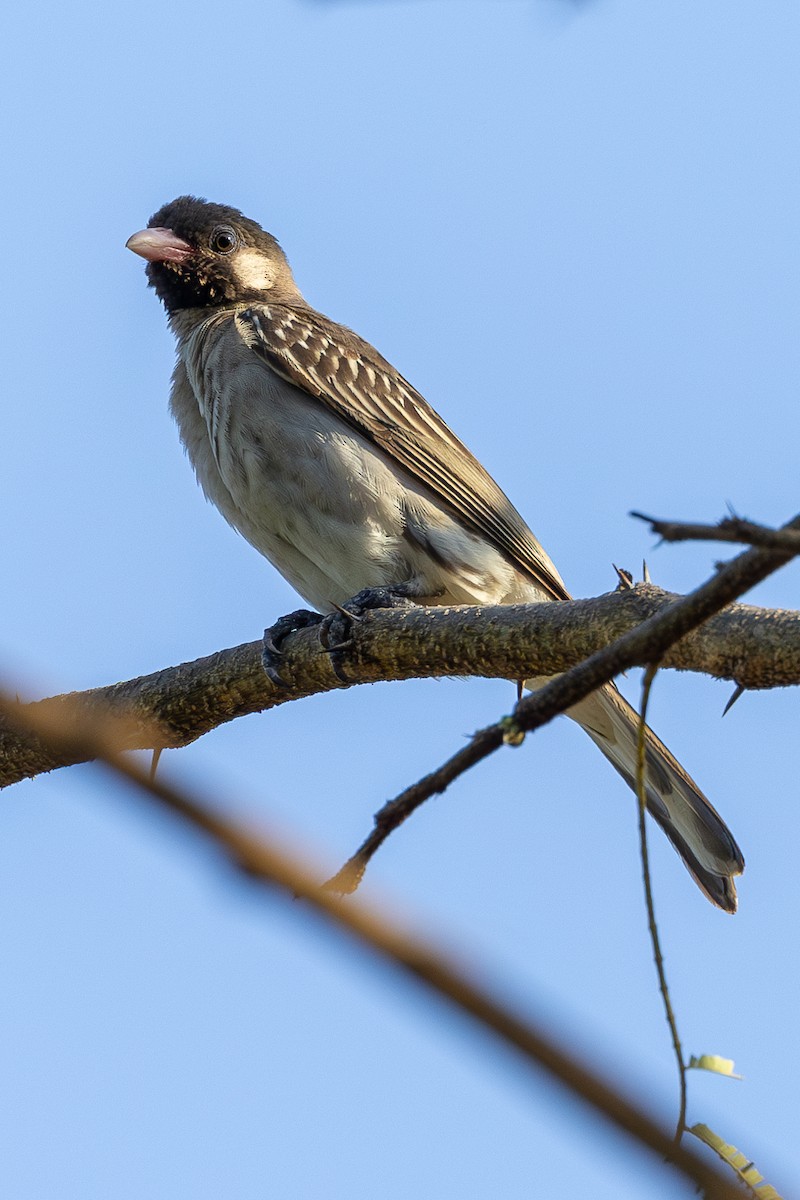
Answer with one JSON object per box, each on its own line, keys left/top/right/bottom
{"left": 2, "top": 1, "right": 798, "bottom": 1196}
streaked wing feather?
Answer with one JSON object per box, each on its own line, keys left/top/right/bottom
{"left": 239, "top": 304, "right": 570, "bottom": 602}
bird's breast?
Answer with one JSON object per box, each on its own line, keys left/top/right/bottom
{"left": 171, "top": 313, "right": 418, "bottom": 607}
{"left": 169, "top": 311, "right": 533, "bottom": 612}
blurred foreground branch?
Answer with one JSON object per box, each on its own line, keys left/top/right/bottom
{"left": 0, "top": 682, "right": 745, "bottom": 1200}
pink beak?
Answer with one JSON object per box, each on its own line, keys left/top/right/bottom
{"left": 126, "top": 227, "right": 193, "bottom": 264}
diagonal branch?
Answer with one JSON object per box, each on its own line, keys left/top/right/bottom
{"left": 329, "top": 515, "right": 800, "bottom": 892}
{"left": 0, "top": 681, "right": 746, "bottom": 1200}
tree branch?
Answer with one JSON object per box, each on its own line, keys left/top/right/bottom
{"left": 0, "top": 681, "right": 746, "bottom": 1200}
{"left": 3, "top": 581, "right": 800, "bottom": 790}
{"left": 327, "top": 517, "right": 800, "bottom": 891}
{"left": 632, "top": 511, "right": 800, "bottom": 553}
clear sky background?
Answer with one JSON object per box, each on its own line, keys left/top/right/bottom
{"left": 2, "top": 1, "right": 798, "bottom": 1197}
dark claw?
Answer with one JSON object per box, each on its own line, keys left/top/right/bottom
{"left": 317, "top": 612, "right": 357, "bottom": 682}
{"left": 319, "top": 585, "right": 418, "bottom": 682}
{"left": 322, "top": 636, "right": 355, "bottom": 655}
{"left": 328, "top": 600, "right": 364, "bottom": 623}
{"left": 262, "top": 608, "right": 323, "bottom": 687}
{"left": 345, "top": 585, "right": 420, "bottom": 614}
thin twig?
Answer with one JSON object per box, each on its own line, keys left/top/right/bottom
{"left": 632, "top": 512, "right": 800, "bottom": 553}
{"left": 331, "top": 514, "right": 800, "bottom": 891}
{"left": 635, "top": 664, "right": 687, "bottom": 1141}
{"left": 0, "top": 680, "right": 746, "bottom": 1200}
{"left": 325, "top": 722, "right": 510, "bottom": 893}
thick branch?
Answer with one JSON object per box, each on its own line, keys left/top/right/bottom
{"left": 2, "top": 583, "right": 799, "bottom": 789}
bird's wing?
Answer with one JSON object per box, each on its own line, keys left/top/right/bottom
{"left": 237, "top": 303, "right": 571, "bottom": 602}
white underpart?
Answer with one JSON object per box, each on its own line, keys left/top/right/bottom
{"left": 169, "top": 308, "right": 530, "bottom": 612}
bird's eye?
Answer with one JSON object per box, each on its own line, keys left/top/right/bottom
{"left": 210, "top": 226, "right": 238, "bottom": 254}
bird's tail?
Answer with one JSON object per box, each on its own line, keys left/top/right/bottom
{"left": 564, "top": 683, "right": 744, "bottom": 911}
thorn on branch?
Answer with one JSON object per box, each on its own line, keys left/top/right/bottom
{"left": 149, "top": 747, "right": 163, "bottom": 781}
{"left": 722, "top": 685, "right": 746, "bottom": 717}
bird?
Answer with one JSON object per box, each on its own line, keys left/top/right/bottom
{"left": 127, "top": 195, "right": 744, "bottom": 911}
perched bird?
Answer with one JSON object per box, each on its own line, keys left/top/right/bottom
{"left": 127, "top": 196, "right": 744, "bottom": 910}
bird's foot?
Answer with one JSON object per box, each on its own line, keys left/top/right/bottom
{"left": 319, "top": 586, "right": 418, "bottom": 682}
{"left": 262, "top": 608, "right": 323, "bottom": 687}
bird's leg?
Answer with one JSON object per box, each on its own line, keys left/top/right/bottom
{"left": 262, "top": 608, "right": 324, "bottom": 687}
{"left": 319, "top": 584, "right": 420, "bottom": 682}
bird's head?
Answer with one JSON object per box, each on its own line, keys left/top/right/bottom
{"left": 126, "top": 196, "right": 301, "bottom": 314}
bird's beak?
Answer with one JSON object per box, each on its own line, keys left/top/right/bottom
{"left": 126, "top": 227, "right": 193, "bottom": 264}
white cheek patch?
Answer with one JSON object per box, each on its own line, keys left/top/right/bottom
{"left": 233, "top": 248, "right": 274, "bottom": 292}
